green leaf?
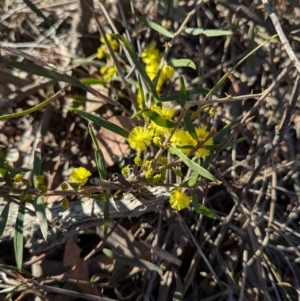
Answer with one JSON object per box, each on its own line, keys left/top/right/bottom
{"left": 144, "top": 109, "right": 177, "bottom": 128}
{"left": 34, "top": 196, "right": 48, "bottom": 241}
{"left": 185, "top": 28, "right": 232, "bottom": 37}
{"left": 14, "top": 205, "right": 25, "bottom": 270}
{"left": 113, "top": 34, "right": 160, "bottom": 103}
{"left": 23, "top": 0, "right": 53, "bottom": 28}
{"left": 179, "top": 77, "right": 187, "bottom": 107}
{"left": 89, "top": 123, "right": 107, "bottom": 180}
{"left": 0, "top": 167, "right": 12, "bottom": 187}
{"left": 135, "top": 15, "right": 173, "bottom": 38}
{"left": 33, "top": 142, "right": 42, "bottom": 188}
{"left": 0, "top": 202, "right": 10, "bottom": 237}
{"left": 170, "top": 146, "right": 219, "bottom": 183}
{"left": 70, "top": 108, "right": 129, "bottom": 138}
{"left": 172, "top": 267, "right": 183, "bottom": 301}
{"left": 160, "top": 87, "right": 215, "bottom": 102}
{"left": 5, "top": 61, "right": 88, "bottom": 91}
{"left": 182, "top": 171, "right": 198, "bottom": 187}
{"left": 180, "top": 77, "right": 197, "bottom": 140}
{"left": 0, "top": 86, "right": 68, "bottom": 121}
{"left": 103, "top": 193, "right": 110, "bottom": 235}
{"left": 197, "top": 204, "right": 215, "bottom": 218}
{"left": 170, "top": 58, "right": 196, "bottom": 69}
{"left": 103, "top": 248, "right": 163, "bottom": 276}
{"left": 80, "top": 78, "right": 106, "bottom": 85}
{"left": 190, "top": 190, "right": 214, "bottom": 218}
{"left": 69, "top": 182, "right": 81, "bottom": 192}
{"left": 213, "top": 119, "right": 240, "bottom": 144}
{"left": 222, "top": 137, "right": 246, "bottom": 149}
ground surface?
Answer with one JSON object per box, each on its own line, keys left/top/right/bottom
{"left": 1, "top": 0, "right": 300, "bottom": 300}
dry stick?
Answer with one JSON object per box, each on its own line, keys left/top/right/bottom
{"left": 242, "top": 74, "right": 300, "bottom": 198}
{"left": 175, "top": 211, "right": 219, "bottom": 282}
{"left": 40, "top": 284, "right": 117, "bottom": 301}
{"left": 246, "top": 75, "right": 300, "bottom": 267}
{"left": 240, "top": 62, "right": 293, "bottom": 125}
{"left": 239, "top": 250, "right": 249, "bottom": 299}
{"left": 261, "top": 0, "right": 300, "bottom": 74}
{"left": 47, "top": 121, "right": 76, "bottom": 189}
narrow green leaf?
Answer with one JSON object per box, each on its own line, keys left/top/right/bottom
{"left": 81, "top": 78, "right": 106, "bottom": 85}
{"left": 113, "top": 34, "right": 160, "bottom": 103}
{"left": 89, "top": 123, "right": 107, "bottom": 180}
{"left": 23, "top": 0, "right": 53, "bottom": 28}
{"left": 190, "top": 190, "right": 214, "bottom": 218}
{"left": 213, "top": 119, "right": 240, "bottom": 144}
{"left": 34, "top": 196, "right": 48, "bottom": 241}
{"left": 185, "top": 28, "right": 232, "bottom": 37}
{"left": 135, "top": 15, "right": 173, "bottom": 38}
{"left": 180, "top": 77, "right": 197, "bottom": 140}
{"left": 160, "top": 87, "right": 215, "bottom": 102}
{"left": 172, "top": 268, "right": 183, "bottom": 301}
{"left": 170, "top": 146, "right": 219, "bottom": 183}
{"left": 33, "top": 142, "right": 42, "bottom": 188}
{"left": 70, "top": 108, "right": 129, "bottom": 138}
{"left": 222, "top": 137, "right": 246, "bottom": 149}
{"left": 179, "top": 77, "right": 187, "bottom": 107}
{"left": 0, "top": 86, "right": 67, "bottom": 121}
{"left": 181, "top": 171, "right": 198, "bottom": 187}
{"left": 0, "top": 167, "right": 12, "bottom": 187}
{"left": 14, "top": 205, "right": 25, "bottom": 270}
{"left": 197, "top": 204, "right": 215, "bottom": 218}
{"left": 103, "top": 248, "right": 163, "bottom": 276}
{"left": 184, "top": 114, "right": 198, "bottom": 140}
{"left": 103, "top": 193, "right": 110, "bottom": 235}
{"left": 170, "top": 58, "right": 196, "bottom": 69}
{"left": 0, "top": 202, "right": 10, "bottom": 236}
{"left": 191, "top": 189, "right": 199, "bottom": 211}
{"left": 5, "top": 61, "right": 88, "bottom": 91}
{"left": 144, "top": 109, "right": 177, "bottom": 128}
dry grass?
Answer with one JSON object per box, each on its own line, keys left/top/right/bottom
{"left": 1, "top": 0, "right": 300, "bottom": 300}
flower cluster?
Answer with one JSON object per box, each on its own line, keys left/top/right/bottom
{"left": 170, "top": 125, "right": 214, "bottom": 158}
{"left": 143, "top": 157, "right": 167, "bottom": 184}
{"left": 137, "top": 43, "right": 175, "bottom": 108}
{"left": 127, "top": 123, "right": 213, "bottom": 159}
{"left": 97, "top": 33, "right": 119, "bottom": 82}
{"left": 35, "top": 175, "right": 48, "bottom": 194}
{"left": 97, "top": 33, "right": 119, "bottom": 60}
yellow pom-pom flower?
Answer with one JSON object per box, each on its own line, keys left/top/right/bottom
{"left": 194, "top": 126, "right": 214, "bottom": 158}
{"left": 160, "top": 64, "right": 175, "bottom": 81}
{"left": 149, "top": 104, "right": 177, "bottom": 135}
{"left": 128, "top": 126, "right": 154, "bottom": 152}
{"left": 170, "top": 129, "right": 195, "bottom": 154}
{"left": 169, "top": 189, "right": 190, "bottom": 211}
{"left": 70, "top": 167, "right": 91, "bottom": 186}
{"left": 100, "top": 33, "right": 119, "bottom": 51}
{"left": 100, "top": 65, "right": 117, "bottom": 82}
